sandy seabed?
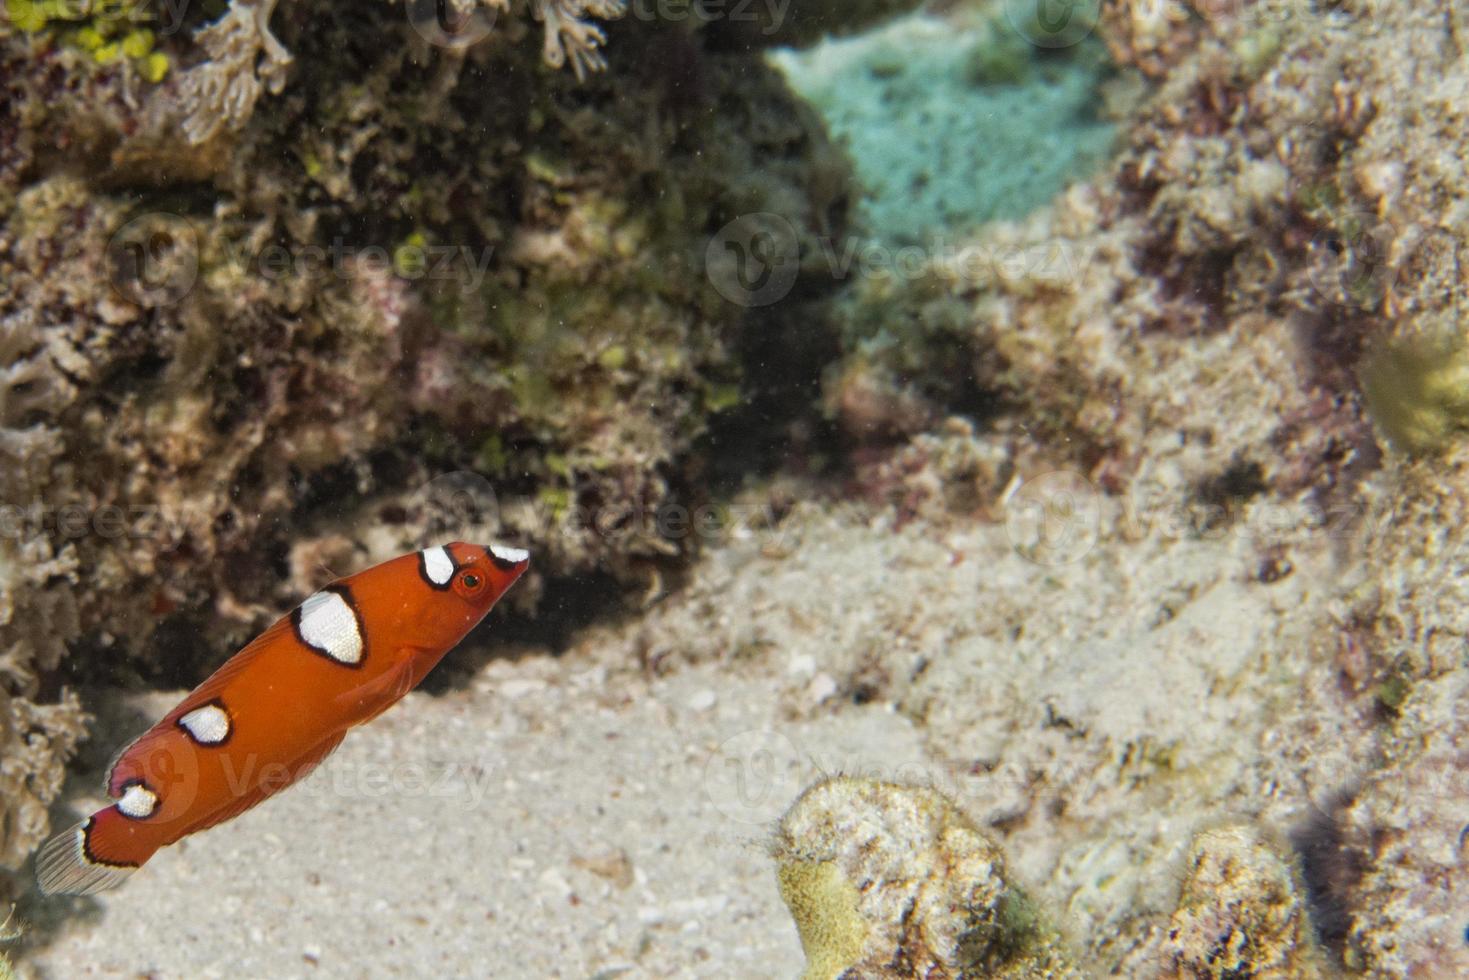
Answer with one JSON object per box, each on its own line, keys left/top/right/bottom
{"left": 23, "top": 480, "right": 1366, "bottom": 977}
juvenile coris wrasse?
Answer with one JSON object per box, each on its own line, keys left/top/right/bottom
{"left": 37, "top": 542, "right": 529, "bottom": 895}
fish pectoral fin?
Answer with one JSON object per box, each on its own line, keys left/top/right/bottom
{"left": 335, "top": 653, "right": 423, "bottom": 725}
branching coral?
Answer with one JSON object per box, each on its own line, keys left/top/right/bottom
{"left": 530, "top": 0, "right": 626, "bottom": 79}
{"left": 177, "top": 0, "right": 292, "bottom": 145}
{"left": 0, "top": 308, "right": 88, "bottom": 871}
{"left": 176, "top": 0, "right": 627, "bottom": 144}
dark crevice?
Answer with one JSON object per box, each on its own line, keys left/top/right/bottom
{"left": 1289, "top": 787, "right": 1365, "bottom": 961}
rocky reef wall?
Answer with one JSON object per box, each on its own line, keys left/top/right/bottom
{"left": 0, "top": 0, "right": 921, "bottom": 875}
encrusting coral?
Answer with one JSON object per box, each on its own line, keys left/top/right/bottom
{"left": 1359, "top": 329, "right": 1469, "bottom": 454}
{"left": 773, "top": 776, "right": 1082, "bottom": 979}
{"left": 1158, "top": 824, "right": 1328, "bottom": 979}
{"left": 774, "top": 783, "right": 1343, "bottom": 979}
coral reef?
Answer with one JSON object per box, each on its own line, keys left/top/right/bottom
{"left": 8, "top": 0, "right": 1469, "bottom": 974}
{"left": 0, "top": 282, "right": 88, "bottom": 871}
{"left": 773, "top": 776, "right": 1080, "bottom": 979}
{"left": 1, "top": 0, "right": 660, "bottom": 154}
{"left": 1158, "top": 824, "right": 1327, "bottom": 979}
{"left": 0, "top": 0, "right": 856, "bottom": 870}
{"left": 0, "top": 685, "right": 86, "bottom": 872}
{"left": 784, "top": 0, "right": 1440, "bottom": 495}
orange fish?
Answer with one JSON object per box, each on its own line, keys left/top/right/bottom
{"left": 37, "top": 542, "right": 529, "bottom": 895}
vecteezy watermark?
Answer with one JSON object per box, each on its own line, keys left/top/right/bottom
{"left": 704, "top": 215, "right": 1101, "bottom": 307}
{"left": 1305, "top": 207, "right": 1397, "bottom": 310}
{"left": 0, "top": 501, "right": 186, "bottom": 544}
{"left": 416, "top": 470, "right": 503, "bottom": 538}
{"left": 999, "top": 467, "right": 1417, "bottom": 567}
{"left": 702, "top": 729, "right": 806, "bottom": 825}
{"left": 281, "top": 756, "right": 500, "bottom": 807}
{"left": 701, "top": 729, "right": 1035, "bottom": 827}
{"left": 121, "top": 744, "right": 500, "bottom": 816}
{"left": 705, "top": 211, "right": 802, "bottom": 308}
{"left": 412, "top": 470, "right": 795, "bottom": 551}
{"left": 405, "top": 0, "right": 502, "bottom": 49}
{"left": 106, "top": 211, "right": 200, "bottom": 307}
{"left": 1303, "top": 207, "right": 1465, "bottom": 314}
{"left": 815, "top": 236, "right": 1098, "bottom": 289}
{"left": 406, "top": 0, "right": 796, "bottom": 49}
{"left": 622, "top": 0, "right": 793, "bottom": 31}
{"left": 250, "top": 239, "right": 496, "bottom": 292}
{"left": 104, "top": 211, "right": 498, "bottom": 307}
{"left": 1003, "top": 0, "right": 1100, "bottom": 49}
{"left": 1003, "top": 470, "right": 1103, "bottom": 566}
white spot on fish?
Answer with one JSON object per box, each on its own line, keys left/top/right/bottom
{"left": 490, "top": 544, "right": 529, "bottom": 565}
{"left": 422, "top": 546, "right": 455, "bottom": 586}
{"left": 178, "top": 703, "right": 231, "bottom": 744}
{"left": 117, "top": 784, "right": 158, "bottom": 819}
{"left": 296, "top": 589, "right": 364, "bottom": 665}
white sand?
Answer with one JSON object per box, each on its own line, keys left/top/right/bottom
{"left": 23, "top": 603, "right": 930, "bottom": 978}
{"left": 25, "top": 489, "right": 1366, "bottom": 976}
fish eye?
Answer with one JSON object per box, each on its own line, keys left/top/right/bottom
{"left": 457, "top": 570, "right": 484, "bottom": 594}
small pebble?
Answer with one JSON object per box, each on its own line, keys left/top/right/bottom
{"left": 809, "top": 673, "right": 839, "bottom": 703}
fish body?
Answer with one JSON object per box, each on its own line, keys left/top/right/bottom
{"left": 37, "top": 542, "right": 529, "bottom": 896}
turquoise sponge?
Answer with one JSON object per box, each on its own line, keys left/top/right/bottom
{"left": 770, "top": 11, "right": 1117, "bottom": 244}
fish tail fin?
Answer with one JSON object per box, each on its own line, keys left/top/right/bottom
{"left": 35, "top": 808, "right": 156, "bottom": 896}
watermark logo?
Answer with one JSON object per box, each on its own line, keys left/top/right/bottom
{"left": 702, "top": 728, "right": 805, "bottom": 825}
{"left": 131, "top": 739, "right": 202, "bottom": 816}
{"left": 105, "top": 211, "right": 199, "bottom": 307}
{"left": 706, "top": 211, "right": 801, "bottom": 308}
{"left": 406, "top": 0, "right": 501, "bottom": 49}
{"left": 1004, "top": 470, "right": 1102, "bottom": 565}
{"left": 415, "top": 470, "right": 503, "bottom": 539}
{"left": 1004, "top": 0, "right": 1100, "bottom": 49}
{"left": 0, "top": 501, "right": 185, "bottom": 546}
